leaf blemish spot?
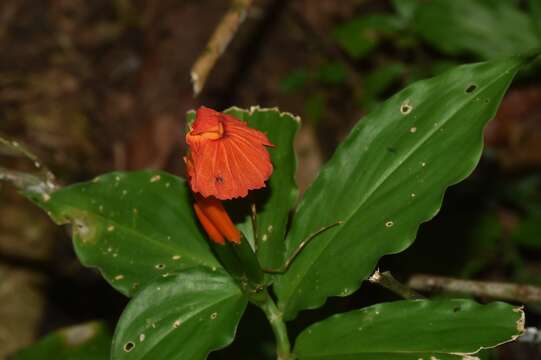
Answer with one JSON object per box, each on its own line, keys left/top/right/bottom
{"left": 400, "top": 100, "right": 413, "bottom": 115}
{"left": 139, "top": 334, "right": 145, "bottom": 342}
{"left": 210, "top": 312, "right": 218, "bottom": 320}
{"left": 107, "top": 225, "right": 115, "bottom": 232}
{"left": 150, "top": 175, "right": 161, "bottom": 183}
{"left": 411, "top": 193, "right": 416, "bottom": 198}
{"left": 123, "top": 341, "right": 135, "bottom": 352}
{"left": 172, "top": 255, "right": 181, "bottom": 260}
{"left": 114, "top": 274, "right": 124, "bottom": 280}
{"left": 385, "top": 220, "right": 394, "bottom": 228}
{"left": 155, "top": 263, "right": 165, "bottom": 270}
{"left": 409, "top": 127, "right": 417, "bottom": 133}
{"left": 173, "top": 319, "right": 181, "bottom": 328}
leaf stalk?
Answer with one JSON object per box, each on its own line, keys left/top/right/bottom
{"left": 259, "top": 290, "right": 294, "bottom": 360}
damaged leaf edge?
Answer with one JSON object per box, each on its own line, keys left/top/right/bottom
{"left": 449, "top": 306, "right": 525, "bottom": 359}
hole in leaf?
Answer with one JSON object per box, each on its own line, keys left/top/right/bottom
{"left": 124, "top": 342, "right": 135, "bottom": 352}
{"left": 465, "top": 84, "right": 477, "bottom": 94}
{"left": 400, "top": 101, "right": 413, "bottom": 115}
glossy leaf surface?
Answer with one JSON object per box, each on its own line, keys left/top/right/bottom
{"left": 26, "top": 170, "right": 219, "bottom": 296}
{"left": 274, "top": 58, "right": 524, "bottom": 319}
{"left": 112, "top": 267, "right": 247, "bottom": 360}
{"left": 294, "top": 299, "right": 524, "bottom": 360}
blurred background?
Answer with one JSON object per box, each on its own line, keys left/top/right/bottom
{"left": 1, "top": 0, "right": 540, "bottom": 358}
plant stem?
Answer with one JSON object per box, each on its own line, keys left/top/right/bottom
{"left": 369, "top": 270, "right": 424, "bottom": 299}
{"left": 259, "top": 290, "right": 293, "bottom": 360}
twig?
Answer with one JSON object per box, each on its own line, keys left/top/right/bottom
{"left": 190, "top": 0, "right": 253, "bottom": 96}
{"left": 0, "top": 136, "right": 56, "bottom": 188}
{"left": 408, "top": 274, "right": 541, "bottom": 304}
{"left": 369, "top": 270, "right": 424, "bottom": 299}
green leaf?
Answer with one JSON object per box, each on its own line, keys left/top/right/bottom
{"left": 392, "top": 0, "right": 418, "bottom": 22}
{"left": 279, "top": 68, "right": 310, "bottom": 93}
{"left": 332, "top": 14, "right": 402, "bottom": 59}
{"left": 111, "top": 267, "right": 247, "bottom": 360}
{"left": 26, "top": 170, "right": 219, "bottom": 297}
{"left": 413, "top": 0, "right": 540, "bottom": 59}
{"left": 316, "top": 62, "right": 347, "bottom": 86}
{"left": 360, "top": 62, "right": 406, "bottom": 110}
{"left": 294, "top": 299, "right": 524, "bottom": 359}
{"left": 224, "top": 107, "right": 300, "bottom": 269}
{"left": 274, "top": 58, "right": 525, "bottom": 320}
{"left": 511, "top": 209, "right": 541, "bottom": 249}
{"left": 304, "top": 93, "right": 326, "bottom": 125}
{"left": 531, "top": 0, "right": 541, "bottom": 39}
{"left": 13, "top": 321, "right": 111, "bottom": 360}
{"left": 363, "top": 63, "right": 405, "bottom": 97}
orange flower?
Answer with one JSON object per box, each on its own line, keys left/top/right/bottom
{"left": 185, "top": 106, "right": 274, "bottom": 200}
{"left": 193, "top": 194, "right": 240, "bottom": 245}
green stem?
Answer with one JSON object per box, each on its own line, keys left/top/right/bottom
{"left": 259, "top": 290, "right": 293, "bottom": 360}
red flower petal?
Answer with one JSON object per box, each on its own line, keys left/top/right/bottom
{"left": 185, "top": 107, "right": 274, "bottom": 200}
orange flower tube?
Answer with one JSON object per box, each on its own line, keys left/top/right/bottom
{"left": 193, "top": 194, "right": 240, "bottom": 244}
{"left": 193, "top": 200, "right": 226, "bottom": 245}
